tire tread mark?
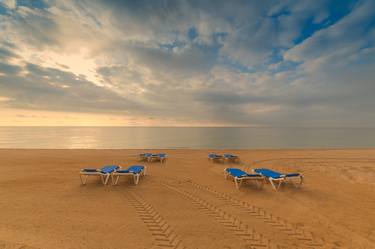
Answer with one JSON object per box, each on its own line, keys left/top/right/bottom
{"left": 184, "top": 179, "right": 340, "bottom": 249}
{"left": 162, "top": 182, "right": 287, "bottom": 249}
{"left": 0, "top": 241, "right": 39, "bottom": 249}
{"left": 118, "top": 190, "right": 186, "bottom": 249}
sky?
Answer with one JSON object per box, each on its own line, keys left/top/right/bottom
{"left": 0, "top": 0, "right": 374, "bottom": 127}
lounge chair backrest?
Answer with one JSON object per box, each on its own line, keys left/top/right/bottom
{"left": 226, "top": 168, "right": 248, "bottom": 178}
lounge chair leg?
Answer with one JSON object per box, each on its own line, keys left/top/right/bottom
{"left": 277, "top": 180, "right": 283, "bottom": 190}
{"left": 234, "top": 178, "right": 240, "bottom": 189}
{"left": 262, "top": 177, "right": 267, "bottom": 185}
{"left": 80, "top": 174, "right": 88, "bottom": 185}
{"left": 134, "top": 174, "right": 140, "bottom": 185}
{"left": 290, "top": 176, "right": 303, "bottom": 188}
{"left": 111, "top": 174, "right": 116, "bottom": 185}
{"left": 115, "top": 175, "right": 120, "bottom": 185}
{"left": 224, "top": 169, "right": 228, "bottom": 179}
{"left": 269, "top": 178, "right": 277, "bottom": 191}
{"left": 103, "top": 174, "right": 110, "bottom": 185}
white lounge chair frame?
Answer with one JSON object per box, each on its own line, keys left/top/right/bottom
{"left": 208, "top": 155, "right": 224, "bottom": 163}
{"left": 224, "top": 168, "right": 264, "bottom": 189}
{"left": 262, "top": 174, "right": 303, "bottom": 191}
{"left": 224, "top": 155, "right": 240, "bottom": 163}
{"left": 112, "top": 166, "right": 147, "bottom": 185}
{"left": 139, "top": 153, "right": 151, "bottom": 161}
{"left": 79, "top": 170, "right": 112, "bottom": 185}
{"left": 148, "top": 155, "right": 166, "bottom": 164}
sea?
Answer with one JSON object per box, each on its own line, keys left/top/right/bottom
{"left": 0, "top": 126, "right": 374, "bottom": 149}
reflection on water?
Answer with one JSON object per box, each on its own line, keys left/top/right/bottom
{"left": 0, "top": 127, "right": 374, "bottom": 149}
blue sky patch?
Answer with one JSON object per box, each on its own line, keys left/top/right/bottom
{"left": 293, "top": 0, "right": 358, "bottom": 45}
{"left": 17, "top": 0, "right": 48, "bottom": 10}
{"left": 187, "top": 26, "right": 199, "bottom": 40}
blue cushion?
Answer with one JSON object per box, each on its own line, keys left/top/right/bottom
{"left": 254, "top": 168, "right": 284, "bottom": 179}
{"left": 128, "top": 165, "right": 145, "bottom": 173}
{"left": 208, "top": 153, "right": 221, "bottom": 158}
{"left": 224, "top": 154, "right": 237, "bottom": 158}
{"left": 286, "top": 173, "right": 301, "bottom": 177}
{"left": 116, "top": 169, "right": 130, "bottom": 173}
{"left": 141, "top": 153, "right": 152, "bottom": 157}
{"left": 254, "top": 168, "right": 301, "bottom": 179}
{"left": 116, "top": 165, "right": 144, "bottom": 174}
{"left": 226, "top": 168, "right": 247, "bottom": 178}
{"left": 151, "top": 153, "right": 166, "bottom": 157}
{"left": 100, "top": 165, "right": 120, "bottom": 174}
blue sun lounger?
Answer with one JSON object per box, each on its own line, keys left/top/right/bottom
{"left": 223, "top": 153, "right": 240, "bottom": 163}
{"left": 224, "top": 168, "right": 264, "bottom": 189}
{"left": 149, "top": 153, "right": 167, "bottom": 163}
{"left": 208, "top": 153, "right": 224, "bottom": 162}
{"left": 253, "top": 168, "right": 303, "bottom": 191}
{"left": 112, "top": 165, "right": 146, "bottom": 185}
{"left": 79, "top": 165, "right": 120, "bottom": 185}
{"left": 139, "top": 153, "right": 152, "bottom": 161}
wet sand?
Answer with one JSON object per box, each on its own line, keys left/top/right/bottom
{"left": 0, "top": 149, "right": 375, "bottom": 249}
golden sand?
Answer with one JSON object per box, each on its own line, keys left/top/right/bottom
{"left": 0, "top": 149, "right": 375, "bottom": 249}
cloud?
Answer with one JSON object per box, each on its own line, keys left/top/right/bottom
{"left": 0, "top": 46, "right": 19, "bottom": 60}
{"left": 0, "top": 62, "right": 22, "bottom": 74}
{"left": 1, "top": 0, "right": 16, "bottom": 9}
{"left": 0, "top": 62, "right": 141, "bottom": 113}
{"left": 0, "top": 0, "right": 374, "bottom": 126}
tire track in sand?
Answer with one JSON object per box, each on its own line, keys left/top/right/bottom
{"left": 116, "top": 189, "right": 186, "bottom": 249}
{"left": 161, "top": 181, "right": 284, "bottom": 249}
{"left": 0, "top": 240, "right": 39, "bottom": 249}
{"left": 172, "top": 177, "right": 342, "bottom": 249}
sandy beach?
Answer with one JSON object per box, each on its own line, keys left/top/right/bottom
{"left": 0, "top": 149, "right": 375, "bottom": 249}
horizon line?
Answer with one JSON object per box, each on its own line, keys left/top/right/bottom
{"left": 1, "top": 125, "right": 375, "bottom": 129}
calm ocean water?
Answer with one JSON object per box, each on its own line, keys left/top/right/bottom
{"left": 0, "top": 127, "right": 374, "bottom": 149}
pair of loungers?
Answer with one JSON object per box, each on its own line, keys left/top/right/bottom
{"left": 79, "top": 165, "right": 146, "bottom": 185}
{"left": 140, "top": 153, "right": 167, "bottom": 163}
{"left": 224, "top": 167, "right": 303, "bottom": 191}
{"left": 208, "top": 153, "right": 240, "bottom": 163}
